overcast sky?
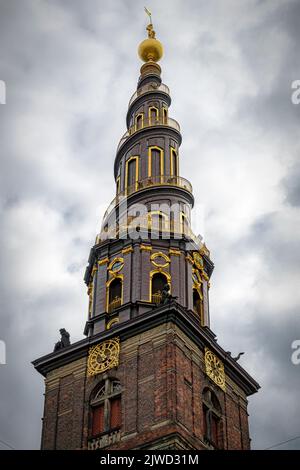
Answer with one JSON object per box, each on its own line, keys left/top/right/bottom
{"left": 0, "top": 0, "right": 300, "bottom": 450}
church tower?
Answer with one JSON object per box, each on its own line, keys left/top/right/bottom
{"left": 33, "top": 17, "right": 259, "bottom": 450}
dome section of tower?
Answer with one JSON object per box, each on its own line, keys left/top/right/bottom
{"left": 138, "top": 37, "right": 163, "bottom": 63}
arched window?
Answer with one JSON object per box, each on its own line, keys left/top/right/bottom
{"left": 193, "top": 289, "right": 201, "bottom": 315}
{"left": 162, "top": 106, "right": 168, "bottom": 125}
{"left": 90, "top": 379, "right": 122, "bottom": 438}
{"left": 135, "top": 113, "right": 144, "bottom": 131}
{"left": 148, "top": 211, "right": 168, "bottom": 233}
{"left": 202, "top": 388, "right": 222, "bottom": 449}
{"left": 170, "top": 147, "right": 178, "bottom": 177}
{"left": 149, "top": 106, "right": 159, "bottom": 126}
{"left": 192, "top": 269, "right": 204, "bottom": 324}
{"left": 150, "top": 271, "right": 170, "bottom": 304}
{"left": 107, "top": 277, "right": 122, "bottom": 313}
{"left": 148, "top": 146, "right": 164, "bottom": 180}
{"left": 125, "top": 156, "right": 139, "bottom": 194}
{"left": 116, "top": 176, "right": 120, "bottom": 195}
{"left": 180, "top": 211, "right": 189, "bottom": 236}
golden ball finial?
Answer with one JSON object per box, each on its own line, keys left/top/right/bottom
{"left": 138, "top": 22, "right": 163, "bottom": 63}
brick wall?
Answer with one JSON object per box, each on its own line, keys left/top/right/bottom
{"left": 41, "top": 323, "right": 251, "bottom": 450}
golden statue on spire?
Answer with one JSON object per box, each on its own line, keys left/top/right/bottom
{"left": 138, "top": 7, "right": 163, "bottom": 63}
{"left": 144, "top": 7, "right": 156, "bottom": 38}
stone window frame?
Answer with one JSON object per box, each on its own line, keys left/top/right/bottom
{"left": 202, "top": 387, "right": 223, "bottom": 449}
{"left": 90, "top": 378, "right": 122, "bottom": 438}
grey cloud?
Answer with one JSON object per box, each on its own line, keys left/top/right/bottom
{"left": 282, "top": 163, "right": 300, "bottom": 207}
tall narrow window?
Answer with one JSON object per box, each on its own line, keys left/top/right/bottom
{"left": 170, "top": 148, "right": 178, "bottom": 177}
{"left": 151, "top": 148, "right": 161, "bottom": 178}
{"left": 193, "top": 289, "right": 201, "bottom": 315}
{"left": 202, "top": 388, "right": 222, "bottom": 449}
{"left": 148, "top": 146, "right": 164, "bottom": 180}
{"left": 135, "top": 113, "right": 143, "bottom": 131}
{"left": 90, "top": 380, "right": 122, "bottom": 438}
{"left": 107, "top": 278, "right": 122, "bottom": 313}
{"left": 149, "top": 106, "right": 159, "bottom": 126}
{"left": 148, "top": 211, "right": 168, "bottom": 233}
{"left": 180, "top": 211, "right": 189, "bottom": 235}
{"left": 151, "top": 272, "right": 169, "bottom": 304}
{"left": 116, "top": 176, "right": 120, "bottom": 195}
{"left": 162, "top": 107, "right": 168, "bottom": 125}
{"left": 126, "top": 157, "right": 138, "bottom": 194}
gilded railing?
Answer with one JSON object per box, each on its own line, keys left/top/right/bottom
{"left": 103, "top": 175, "right": 192, "bottom": 220}
{"left": 128, "top": 83, "right": 170, "bottom": 107}
{"left": 117, "top": 116, "right": 180, "bottom": 153}
{"left": 107, "top": 297, "right": 122, "bottom": 313}
{"left": 96, "top": 217, "right": 202, "bottom": 247}
{"left": 151, "top": 292, "right": 162, "bottom": 304}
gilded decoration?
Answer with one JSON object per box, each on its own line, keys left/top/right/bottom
{"left": 138, "top": 9, "right": 163, "bottom": 63}
{"left": 108, "top": 257, "right": 124, "bottom": 275}
{"left": 140, "top": 244, "right": 152, "bottom": 251}
{"left": 192, "top": 268, "right": 202, "bottom": 287}
{"left": 87, "top": 338, "right": 120, "bottom": 376}
{"left": 98, "top": 257, "right": 109, "bottom": 266}
{"left": 87, "top": 281, "right": 93, "bottom": 314}
{"left": 199, "top": 243, "right": 210, "bottom": 258}
{"left": 106, "top": 318, "right": 119, "bottom": 330}
{"left": 185, "top": 254, "right": 194, "bottom": 265}
{"left": 190, "top": 251, "right": 210, "bottom": 282}
{"left": 204, "top": 348, "right": 226, "bottom": 391}
{"left": 150, "top": 251, "right": 170, "bottom": 268}
{"left": 169, "top": 248, "right": 181, "bottom": 256}
{"left": 122, "top": 246, "right": 134, "bottom": 255}
{"left": 193, "top": 252, "right": 204, "bottom": 270}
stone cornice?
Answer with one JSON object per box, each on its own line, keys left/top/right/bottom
{"left": 112, "top": 184, "right": 194, "bottom": 213}
{"left": 32, "top": 302, "right": 260, "bottom": 396}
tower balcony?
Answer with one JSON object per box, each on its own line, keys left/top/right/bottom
{"left": 117, "top": 116, "right": 180, "bottom": 154}
{"left": 128, "top": 82, "right": 170, "bottom": 107}
{"left": 96, "top": 216, "right": 202, "bottom": 248}
{"left": 102, "top": 174, "right": 193, "bottom": 221}
{"left": 152, "top": 292, "right": 163, "bottom": 304}
{"left": 107, "top": 296, "right": 122, "bottom": 314}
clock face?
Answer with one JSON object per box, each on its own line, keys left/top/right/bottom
{"left": 204, "top": 348, "right": 226, "bottom": 391}
{"left": 88, "top": 338, "right": 120, "bottom": 376}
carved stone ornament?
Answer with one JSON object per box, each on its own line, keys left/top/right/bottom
{"left": 87, "top": 337, "right": 120, "bottom": 376}
{"left": 204, "top": 348, "right": 226, "bottom": 391}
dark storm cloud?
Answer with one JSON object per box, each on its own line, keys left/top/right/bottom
{"left": 0, "top": 0, "right": 299, "bottom": 451}
{"left": 226, "top": 210, "right": 300, "bottom": 449}
{"left": 244, "top": 308, "right": 299, "bottom": 450}
{"left": 207, "top": 178, "right": 300, "bottom": 449}
{"left": 282, "top": 163, "right": 300, "bottom": 207}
